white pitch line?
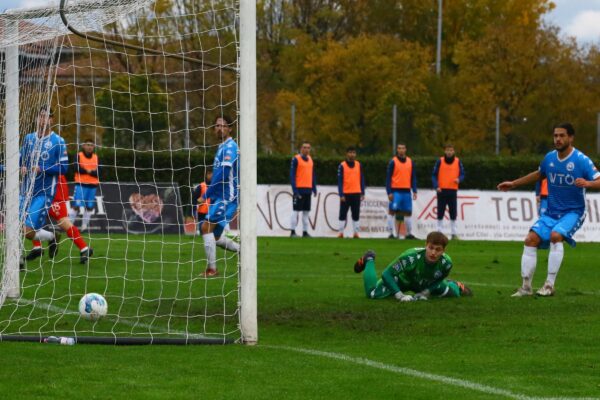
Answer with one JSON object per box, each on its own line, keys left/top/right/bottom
{"left": 16, "top": 298, "right": 207, "bottom": 339}
{"left": 265, "top": 345, "right": 599, "bottom": 400}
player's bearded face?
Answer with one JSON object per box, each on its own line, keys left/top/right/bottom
{"left": 425, "top": 242, "right": 445, "bottom": 263}
{"left": 215, "top": 118, "right": 231, "bottom": 140}
{"left": 553, "top": 129, "right": 572, "bottom": 152}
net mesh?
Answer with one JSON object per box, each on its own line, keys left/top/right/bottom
{"left": 0, "top": 0, "right": 241, "bottom": 342}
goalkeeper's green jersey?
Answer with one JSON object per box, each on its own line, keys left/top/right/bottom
{"left": 381, "top": 247, "right": 452, "bottom": 294}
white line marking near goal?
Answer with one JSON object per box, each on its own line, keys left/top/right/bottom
{"left": 266, "top": 345, "right": 599, "bottom": 400}
{"left": 16, "top": 298, "right": 207, "bottom": 339}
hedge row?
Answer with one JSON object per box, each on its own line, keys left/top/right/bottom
{"left": 75, "top": 149, "right": 576, "bottom": 191}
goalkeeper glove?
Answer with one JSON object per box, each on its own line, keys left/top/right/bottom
{"left": 413, "top": 292, "right": 429, "bottom": 301}
{"left": 394, "top": 292, "right": 414, "bottom": 302}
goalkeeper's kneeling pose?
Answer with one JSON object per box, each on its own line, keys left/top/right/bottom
{"left": 354, "top": 231, "right": 472, "bottom": 301}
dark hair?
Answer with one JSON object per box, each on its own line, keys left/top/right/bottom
{"left": 444, "top": 143, "right": 454, "bottom": 149}
{"left": 554, "top": 122, "right": 575, "bottom": 136}
{"left": 215, "top": 115, "right": 233, "bottom": 126}
{"left": 82, "top": 138, "right": 94, "bottom": 144}
{"left": 346, "top": 146, "right": 356, "bottom": 152}
{"left": 426, "top": 231, "right": 449, "bottom": 248}
{"left": 300, "top": 141, "right": 311, "bottom": 148}
{"left": 39, "top": 105, "right": 54, "bottom": 117}
{"left": 397, "top": 143, "right": 406, "bottom": 147}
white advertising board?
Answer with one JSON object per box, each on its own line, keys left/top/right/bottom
{"left": 257, "top": 185, "right": 600, "bottom": 241}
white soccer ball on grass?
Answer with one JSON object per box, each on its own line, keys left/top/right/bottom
{"left": 78, "top": 293, "right": 108, "bottom": 321}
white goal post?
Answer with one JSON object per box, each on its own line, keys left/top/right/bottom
{"left": 0, "top": 0, "right": 257, "bottom": 345}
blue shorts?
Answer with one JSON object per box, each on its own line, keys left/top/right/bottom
{"left": 72, "top": 185, "right": 97, "bottom": 209}
{"left": 20, "top": 195, "right": 52, "bottom": 230}
{"left": 389, "top": 191, "right": 412, "bottom": 213}
{"left": 531, "top": 212, "right": 585, "bottom": 249}
{"left": 205, "top": 200, "right": 238, "bottom": 237}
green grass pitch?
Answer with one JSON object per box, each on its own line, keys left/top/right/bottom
{"left": 1, "top": 235, "right": 600, "bottom": 399}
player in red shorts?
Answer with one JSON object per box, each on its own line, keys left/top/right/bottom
{"left": 26, "top": 175, "right": 93, "bottom": 264}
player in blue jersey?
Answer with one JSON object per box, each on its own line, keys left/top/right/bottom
{"left": 20, "top": 107, "right": 69, "bottom": 257}
{"left": 199, "top": 115, "right": 240, "bottom": 277}
{"left": 498, "top": 123, "right": 600, "bottom": 296}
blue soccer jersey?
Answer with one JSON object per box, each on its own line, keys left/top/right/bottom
{"left": 539, "top": 148, "right": 600, "bottom": 216}
{"left": 205, "top": 137, "right": 239, "bottom": 202}
{"left": 20, "top": 132, "right": 68, "bottom": 198}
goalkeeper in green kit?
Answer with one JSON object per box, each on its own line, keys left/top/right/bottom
{"left": 354, "top": 231, "right": 472, "bottom": 301}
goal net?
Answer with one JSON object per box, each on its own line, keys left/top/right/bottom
{"left": 0, "top": 0, "right": 257, "bottom": 345}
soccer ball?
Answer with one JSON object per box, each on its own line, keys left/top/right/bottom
{"left": 78, "top": 293, "right": 108, "bottom": 321}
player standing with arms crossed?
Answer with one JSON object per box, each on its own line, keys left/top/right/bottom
{"left": 337, "top": 146, "right": 365, "bottom": 238}
{"left": 386, "top": 143, "right": 417, "bottom": 239}
{"left": 498, "top": 123, "right": 600, "bottom": 296}
{"left": 432, "top": 144, "right": 464, "bottom": 239}
{"left": 69, "top": 139, "right": 100, "bottom": 231}
{"left": 289, "top": 141, "right": 317, "bottom": 237}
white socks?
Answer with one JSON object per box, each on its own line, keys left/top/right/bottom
{"left": 386, "top": 215, "right": 394, "bottom": 234}
{"left": 437, "top": 220, "right": 443, "bottom": 232}
{"left": 69, "top": 208, "right": 78, "bottom": 221}
{"left": 302, "top": 211, "right": 309, "bottom": 232}
{"left": 33, "top": 229, "right": 55, "bottom": 242}
{"left": 521, "top": 245, "right": 537, "bottom": 288}
{"left": 290, "top": 211, "right": 299, "bottom": 231}
{"left": 216, "top": 236, "right": 240, "bottom": 252}
{"left": 547, "top": 242, "right": 564, "bottom": 286}
{"left": 338, "top": 220, "right": 346, "bottom": 233}
{"left": 450, "top": 220, "right": 457, "bottom": 235}
{"left": 82, "top": 209, "right": 93, "bottom": 228}
{"left": 352, "top": 220, "right": 360, "bottom": 233}
{"left": 405, "top": 217, "right": 412, "bottom": 235}
{"left": 202, "top": 233, "right": 217, "bottom": 269}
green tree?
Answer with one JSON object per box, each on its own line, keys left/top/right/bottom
{"left": 96, "top": 75, "right": 169, "bottom": 150}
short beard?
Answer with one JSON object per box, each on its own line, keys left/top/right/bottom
{"left": 555, "top": 143, "right": 569, "bottom": 152}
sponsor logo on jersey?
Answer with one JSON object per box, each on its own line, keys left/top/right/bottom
{"left": 548, "top": 172, "right": 575, "bottom": 186}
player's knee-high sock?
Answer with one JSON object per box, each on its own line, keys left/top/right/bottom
{"left": 302, "top": 211, "right": 309, "bottom": 232}
{"left": 363, "top": 259, "right": 378, "bottom": 297}
{"left": 521, "top": 246, "right": 537, "bottom": 288}
{"left": 33, "top": 229, "right": 54, "bottom": 242}
{"left": 32, "top": 240, "right": 42, "bottom": 249}
{"left": 66, "top": 226, "right": 87, "bottom": 251}
{"left": 547, "top": 242, "right": 564, "bottom": 286}
{"left": 352, "top": 220, "right": 360, "bottom": 233}
{"left": 437, "top": 219, "right": 443, "bottom": 232}
{"left": 405, "top": 217, "right": 413, "bottom": 235}
{"left": 338, "top": 219, "right": 345, "bottom": 234}
{"left": 386, "top": 215, "right": 394, "bottom": 235}
{"left": 290, "top": 211, "right": 299, "bottom": 231}
{"left": 82, "top": 209, "right": 93, "bottom": 228}
{"left": 216, "top": 236, "right": 240, "bottom": 252}
{"left": 450, "top": 220, "right": 457, "bottom": 235}
{"left": 202, "top": 233, "right": 217, "bottom": 269}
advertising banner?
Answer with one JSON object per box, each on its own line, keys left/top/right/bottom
{"left": 72, "top": 182, "right": 184, "bottom": 234}
{"left": 257, "top": 185, "right": 600, "bottom": 242}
